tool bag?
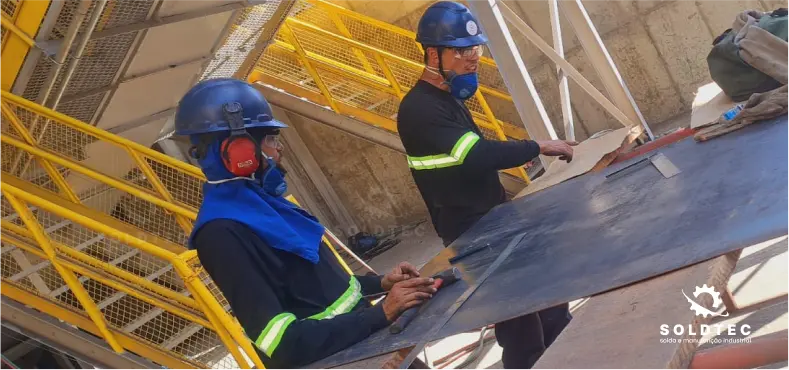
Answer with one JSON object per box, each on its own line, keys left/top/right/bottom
{"left": 707, "top": 8, "right": 788, "bottom": 102}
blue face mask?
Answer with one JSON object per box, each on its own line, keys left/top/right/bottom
{"left": 445, "top": 71, "right": 479, "bottom": 100}
{"left": 260, "top": 157, "right": 287, "bottom": 197}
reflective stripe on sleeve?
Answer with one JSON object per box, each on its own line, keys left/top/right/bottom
{"left": 308, "top": 276, "right": 362, "bottom": 320}
{"left": 407, "top": 132, "right": 480, "bottom": 170}
{"left": 255, "top": 312, "right": 297, "bottom": 357}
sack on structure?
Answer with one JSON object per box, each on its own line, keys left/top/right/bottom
{"left": 707, "top": 8, "right": 787, "bottom": 101}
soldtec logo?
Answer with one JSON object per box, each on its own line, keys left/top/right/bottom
{"left": 237, "top": 159, "right": 254, "bottom": 168}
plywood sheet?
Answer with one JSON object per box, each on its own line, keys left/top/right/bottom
{"left": 690, "top": 82, "right": 738, "bottom": 129}
{"left": 516, "top": 126, "right": 635, "bottom": 198}
{"left": 309, "top": 116, "right": 787, "bottom": 368}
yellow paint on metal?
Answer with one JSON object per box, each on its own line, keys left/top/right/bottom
{"left": 2, "top": 180, "right": 263, "bottom": 368}
{"left": 3, "top": 191, "right": 125, "bottom": 353}
{"left": 254, "top": 0, "right": 533, "bottom": 182}
{"left": 1, "top": 283, "right": 202, "bottom": 369}
{"left": 127, "top": 148, "right": 195, "bottom": 234}
{"left": 2, "top": 221, "right": 200, "bottom": 309}
{"left": 280, "top": 23, "right": 340, "bottom": 113}
{"left": 1, "top": 135, "right": 199, "bottom": 220}
{"left": 1, "top": 102, "right": 81, "bottom": 202}
{"left": 172, "top": 256, "right": 266, "bottom": 369}
{"left": 1, "top": 0, "right": 50, "bottom": 91}
{"left": 0, "top": 91, "right": 206, "bottom": 179}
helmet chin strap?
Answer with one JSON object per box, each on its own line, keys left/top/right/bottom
{"left": 425, "top": 47, "right": 451, "bottom": 85}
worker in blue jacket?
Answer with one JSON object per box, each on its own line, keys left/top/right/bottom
{"left": 397, "top": 2, "right": 576, "bottom": 368}
{"left": 174, "top": 78, "right": 437, "bottom": 368}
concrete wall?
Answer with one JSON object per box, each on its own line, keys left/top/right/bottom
{"left": 331, "top": 0, "right": 784, "bottom": 139}
{"left": 280, "top": 110, "right": 430, "bottom": 236}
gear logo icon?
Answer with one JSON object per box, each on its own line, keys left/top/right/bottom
{"left": 682, "top": 284, "right": 729, "bottom": 318}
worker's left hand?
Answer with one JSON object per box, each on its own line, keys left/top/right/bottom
{"left": 381, "top": 261, "right": 421, "bottom": 291}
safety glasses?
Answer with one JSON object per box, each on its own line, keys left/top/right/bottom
{"left": 452, "top": 45, "right": 485, "bottom": 59}
{"left": 262, "top": 135, "right": 283, "bottom": 150}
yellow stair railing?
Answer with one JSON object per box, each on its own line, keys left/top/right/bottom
{"left": 1, "top": 178, "right": 260, "bottom": 368}
{"left": 0, "top": 89, "right": 370, "bottom": 368}
{"left": 250, "top": 0, "right": 534, "bottom": 183}
{"left": 1, "top": 91, "right": 265, "bottom": 368}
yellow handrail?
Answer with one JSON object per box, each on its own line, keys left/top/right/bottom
{"left": 1, "top": 180, "right": 265, "bottom": 369}
{"left": 0, "top": 90, "right": 205, "bottom": 179}
{"left": 255, "top": 0, "right": 533, "bottom": 182}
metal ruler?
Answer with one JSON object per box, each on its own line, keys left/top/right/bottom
{"left": 398, "top": 232, "right": 528, "bottom": 368}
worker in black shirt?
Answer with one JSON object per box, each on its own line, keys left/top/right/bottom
{"left": 175, "top": 78, "right": 437, "bottom": 368}
{"left": 397, "top": 2, "right": 577, "bottom": 368}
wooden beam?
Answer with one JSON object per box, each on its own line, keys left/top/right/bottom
{"left": 466, "top": 0, "right": 558, "bottom": 143}
{"left": 559, "top": 0, "right": 654, "bottom": 140}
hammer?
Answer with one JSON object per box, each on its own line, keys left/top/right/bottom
{"left": 389, "top": 267, "right": 463, "bottom": 334}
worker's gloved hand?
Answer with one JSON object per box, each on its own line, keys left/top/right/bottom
{"left": 381, "top": 261, "right": 421, "bottom": 291}
{"left": 382, "top": 277, "right": 437, "bottom": 322}
{"left": 535, "top": 140, "right": 579, "bottom": 162}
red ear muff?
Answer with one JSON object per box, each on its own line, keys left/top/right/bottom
{"left": 220, "top": 135, "right": 260, "bottom": 177}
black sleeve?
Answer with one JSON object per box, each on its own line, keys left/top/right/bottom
{"left": 194, "top": 221, "right": 389, "bottom": 367}
{"left": 355, "top": 273, "right": 384, "bottom": 295}
{"left": 411, "top": 106, "right": 541, "bottom": 172}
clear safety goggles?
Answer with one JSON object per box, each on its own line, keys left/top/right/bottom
{"left": 452, "top": 45, "right": 485, "bottom": 59}
{"left": 262, "top": 135, "right": 283, "bottom": 150}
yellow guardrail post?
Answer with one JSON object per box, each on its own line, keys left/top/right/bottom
{"left": 0, "top": 91, "right": 206, "bottom": 179}
{"left": 474, "top": 91, "right": 531, "bottom": 184}
{"left": 373, "top": 54, "right": 403, "bottom": 99}
{"left": 1, "top": 102, "right": 82, "bottom": 202}
{"left": 172, "top": 255, "right": 266, "bottom": 369}
{"left": 0, "top": 135, "right": 199, "bottom": 220}
{"left": 324, "top": 9, "right": 377, "bottom": 75}
{"left": 280, "top": 22, "right": 340, "bottom": 113}
{"left": 3, "top": 191, "right": 125, "bottom": 354}
{"left": 126, "top": 149, "right": 194, "bottom": 234}
{"left": 1, "top": 1, "right": 50, "bottom": 91}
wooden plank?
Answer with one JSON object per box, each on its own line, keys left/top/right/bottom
{"left": 535, "top": 252, "right": 740, "bottom": 368}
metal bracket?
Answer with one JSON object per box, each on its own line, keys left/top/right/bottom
{"left": 606, "top": 152, "right": 680, "bottom": 180}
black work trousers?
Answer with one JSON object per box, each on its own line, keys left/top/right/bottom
{"left": 440, "top": 217, "right": 572, "bottom": 369}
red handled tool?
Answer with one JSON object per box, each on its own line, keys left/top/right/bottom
{"left": 389, "top": 267, "right": 463, "bottom": 334}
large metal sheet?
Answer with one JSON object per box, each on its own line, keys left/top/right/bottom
{"left": 310, "top": 117, "right": 788, "bottom": 368}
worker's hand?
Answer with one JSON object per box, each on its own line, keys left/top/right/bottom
{"left": 381, "top": 261, "right": 421, "bottom": 291}
{"left": 382, "top": 277, "right": 437, "bottom": 322}
{"left": 535, "top": 140, "right": 579, "bottom": 162}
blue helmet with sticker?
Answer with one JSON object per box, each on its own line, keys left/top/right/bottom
{"left": 416, "top": 1, "right": 488, "bottom": 48}
{"left": 174, "top": 78, "right": 287, "bottom": 136}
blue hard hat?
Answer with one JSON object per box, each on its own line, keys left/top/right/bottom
{"left": 174, "top": 78, "right": 287, "bottom": 136}
{"left": 416, "top": 1, "right": 488, "bottom": 48}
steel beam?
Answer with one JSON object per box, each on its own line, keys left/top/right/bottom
{"left": 59, "top": 55, "right": 210, "bottom": 104}
{"left": 40, "top": 2, "right": 247, "bottom": 51}
{"left": 559, "top": 0, "right": 654, "bottom": 140}
{"left": 1, "top": 297, "right": 159, "bottom": 369}
{"left": 105, "top": 108, "right": 177, "bottom": 135}
{"left": 466, "top": 0, "right": 558, "bottom": 143}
